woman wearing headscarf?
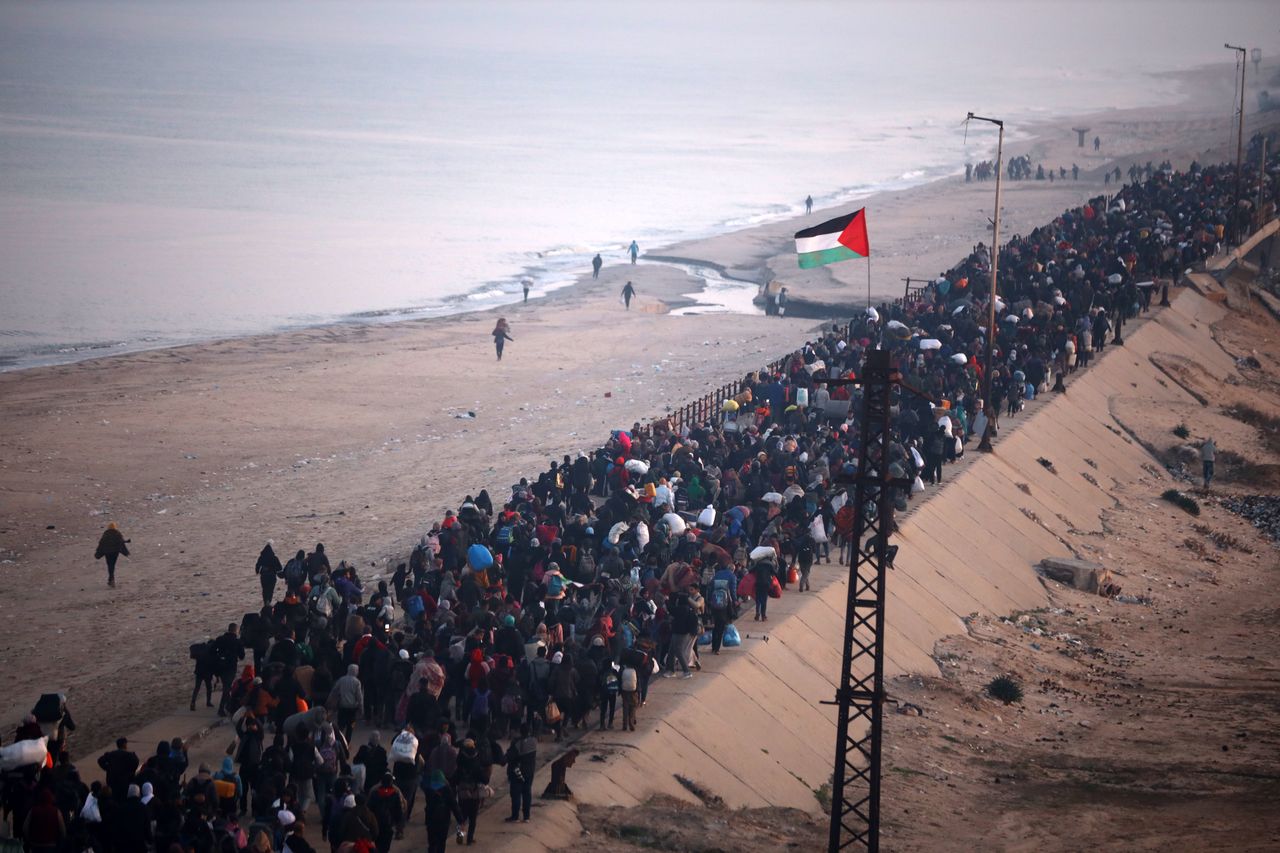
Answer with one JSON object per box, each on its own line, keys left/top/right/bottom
{"left": 420, "top": 770, "right": 463, "bottom": 853}
{"left": 453, "top": 738, "right": 489, "bottom": 845}
{"left": 213, "top": 756, "right": 243, "bottom": 816}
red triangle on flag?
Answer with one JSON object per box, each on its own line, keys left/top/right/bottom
{"left": 837, "top": 208, "right": 870, "bottom": 257}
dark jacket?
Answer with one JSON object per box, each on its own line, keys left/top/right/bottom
{"left": 95, "top": 528, "right": 129, "bottom": 559}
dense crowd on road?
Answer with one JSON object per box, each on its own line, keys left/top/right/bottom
{"left": 3, "top": 142, "right": 1276, "bottom": 853}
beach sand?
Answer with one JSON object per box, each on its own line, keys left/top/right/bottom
{"left": 0, "top": 62, "right": 1259, "bottom": 749}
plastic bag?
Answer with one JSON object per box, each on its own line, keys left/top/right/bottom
{"left": 911, "top": 476, "right": 925, "bottom": 495}
{"left": 724, "top": 625, "right": 741, "bottom": 647}
{"left": 787, "top": 566, "right": 799, "bottom": 585}
{"left": 809, "top": 516, "right": 828, "bottom": 543}
{"left": 697, "top": 632, "right": 712, "bottom": 646}
{"left": 769, "top": 577, "right": 783, "bottom": 598}
{"left": 697, "top": 506, "right": 716, "bottom": 528}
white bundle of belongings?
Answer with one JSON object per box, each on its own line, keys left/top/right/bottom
{"left": 697, "top": 505, "right": 716, "bottom": 527}
{"left": 624, "top": 459, "right": 650, "bottom": 475}
{"left": 919, "top": 338, "right": 942, "bottom": 351}
{"left": 0, "top": 736, "right": 47, "bottom": 771}
{"left": 749, "top": 545, "right": 777, "bottom": 562}
{"left": 662, "top": 512, "right": 687, "bottom": 536}
{"left": 391, "top": 730, "right": 419, "bottom": 764}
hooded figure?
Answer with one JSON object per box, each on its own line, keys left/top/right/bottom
{"left": 256, "top": 541, "right": 283, "bottom": 606}
{"left": 94, "top": 523, "right": 130, "bottom": 586}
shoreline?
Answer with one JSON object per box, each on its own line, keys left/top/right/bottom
{"left": 0, "top": 62, "right": 1270, "bottom": 750}
{"left": 0, "top": 60, "right": 1248, "bottom": 375}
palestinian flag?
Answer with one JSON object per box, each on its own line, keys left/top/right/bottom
{"left": 795, "top": 208, "right": 870, "bottom": 269}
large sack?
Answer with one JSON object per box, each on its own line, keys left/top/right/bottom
{"left": 749, "top": 545, "right": 776, "bottom": 562}
{"left": 697, "top": 506, "right": 716, "bottom": 528}
{"left": 0, "top": 737, "right": 47, "bottom": 771}
{"left": 624, "top": 459, "right": 650, "bottom": 475}
{"left": 466, "top": 544, "right": 493, "bottom": 571}
{"left": 391, "top": 731, "right": 418, "bottom": 763}
{"left": 282, "top": 707, "right": 327, "bottom": 740}
{"left": 662, "top": 513, "right": 687, "bottom": 536}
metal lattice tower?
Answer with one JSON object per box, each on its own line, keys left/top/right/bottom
{"left": 827, "top": 349, "right": 897, "bottom": 852}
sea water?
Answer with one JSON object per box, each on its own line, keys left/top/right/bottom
{"left": 1, "top": 0, "right": 1276, "bottom": 369}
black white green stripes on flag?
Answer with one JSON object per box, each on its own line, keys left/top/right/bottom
{"left": 794, "top": 208, "right": 870, "bottom": 269}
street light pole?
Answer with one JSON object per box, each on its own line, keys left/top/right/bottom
{"left": 1227, "top": 43, "right": 1247, "bottom": 243}
{"left": 967, "top": 112, "right": 1004, "bottom": 453}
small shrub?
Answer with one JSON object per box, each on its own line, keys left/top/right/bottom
{"left": 986, "top": 675, "right": 1024, "bottom": 705}
{"left": 814, "top": 779, "right": 833, "bottom": 814}
{"left": 1173, "top": 423, "right": 1190, "bottom": 439}
{"left": 1161, "top": 488, "right": 1201, "bottom": 516}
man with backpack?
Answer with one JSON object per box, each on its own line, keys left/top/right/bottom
{"left": 706, "top": 563, "right": 739, "bottom": 654}
{"left": 308, "top": 577, "right": 341, "bottom": 641}
{"left": 543, "top": 563, "right": 567, "bottom": 617}
{"left": 283, "top": 550, "right": 308, "bottom": 595}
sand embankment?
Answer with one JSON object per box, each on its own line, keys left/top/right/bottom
{"left": 470, "top": 283, "right": 1245, "bottom": 851}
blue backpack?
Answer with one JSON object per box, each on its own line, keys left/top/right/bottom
{"left": 546, "top": 573, "right": 565, "bottom": 598}
{"left": 471, "top": 689, "right": 491, "bottom": 718}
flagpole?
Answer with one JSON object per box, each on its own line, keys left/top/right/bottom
{"left": 866, "top": 255, "right": 873, "bottom": 308}
{"left": 966, "top": 112, "right": 1004, "bottom": 453}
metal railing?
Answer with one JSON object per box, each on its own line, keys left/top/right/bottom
{"left": 658, "top": 354, "right": 791, "bottom": 434}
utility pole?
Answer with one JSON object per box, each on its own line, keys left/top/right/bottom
{"left": 825, "top": 351, "right": 898, "bottom": 853}
{"left": 967, "top": 112, "right": 1004, "bottom": 453}
{"left": 1258, "top": 137, "right": 1268, "bottom": 232}
{"left": 1227, "top": 43, "right": 1247, "bottom": 243}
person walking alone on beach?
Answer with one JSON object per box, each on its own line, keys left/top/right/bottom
{"left": 1200, "top": 437, "right": 1216, "bottom": 489}
{"left": 255, "top": 541, "right": 282, "bottom": 606}
{"left": 94, "top": 523, "right": 129, "bottom": 588}
{"left": 492, "top": 319, "right": 513, "bottom": 361}
{"left": 628, "top": 240, "right": 639, "bottom": 264}
{"left": 591, "top": 254, "right": 602, "bottom": 279}
{"left": 805, "top": 194, "right": 813, "bottom": 214}
{"left": 621, "top": 281, "right": 636, "bottom": 310}
{"left": 522, "top": 279, "right": 531, "bottom": 302}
